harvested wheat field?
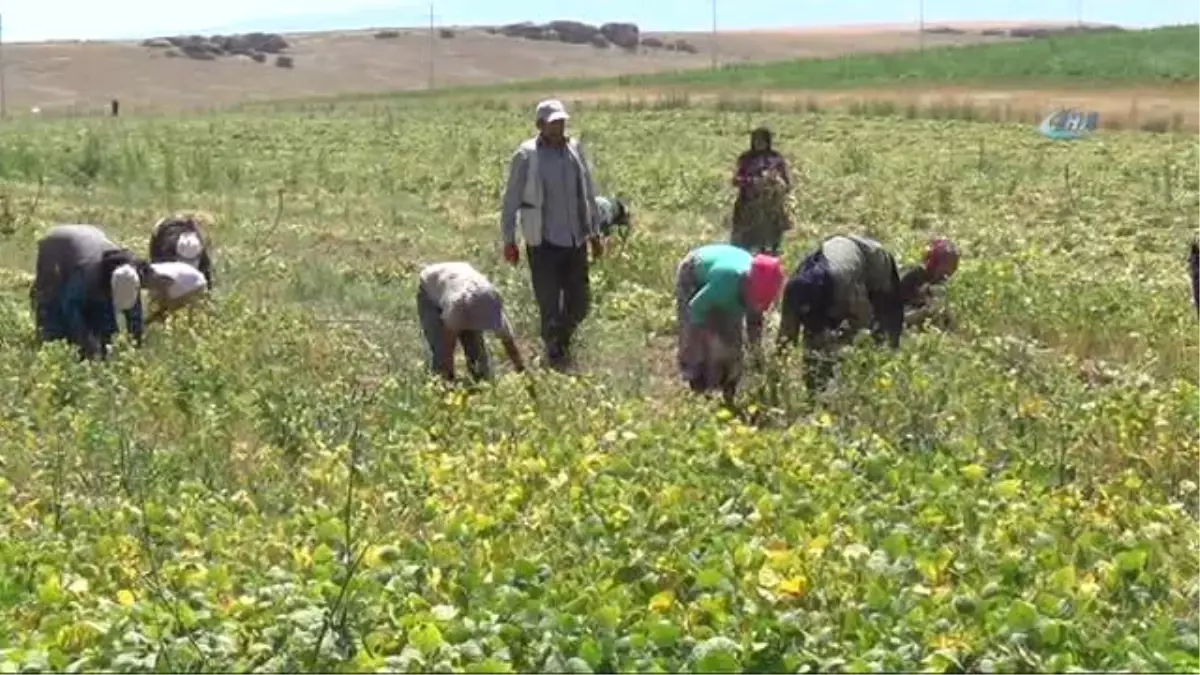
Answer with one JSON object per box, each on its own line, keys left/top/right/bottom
{"left": 2, "top": 22, "right": 1046, "bottom": 116}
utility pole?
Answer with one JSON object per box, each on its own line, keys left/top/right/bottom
{"left": 0, "top": 13, "right": 7, "bottom": 120}
{"left": 918, "top": 0, "right": 925, "bottom": 51}
{"left": 710, "top": 0, "right": 718, "bottom": 70}
{"left": 428, "top": 2, "right": 435, "bottom": 90}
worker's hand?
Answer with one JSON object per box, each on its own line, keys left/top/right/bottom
{"left": 589, "top": 236, "right": 604, "bottom": 261}
{"left": 503, "top": 243, "right": 520, "bottom": 265}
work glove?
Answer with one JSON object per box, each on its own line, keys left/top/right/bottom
{"left": 503, "top": 244, "right": 520, "bottom": 265}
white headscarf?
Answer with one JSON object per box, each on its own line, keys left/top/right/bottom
{"left": 175, "top": 231, "right": 204, "bottom": 262}
{"left": 110, "top": 264, "right": 141, "bottom": 311}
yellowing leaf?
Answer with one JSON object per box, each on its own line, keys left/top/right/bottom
{"left": 648, "top": 590, "right": 674, "bottom": 613}
{"left": 116, "top": 589, "right": 136, "bottom": 606}
{"left": 807, "top": 535, "right": 829, "bottom": 557}
{"left": 778, "top": 575, "right": 808, "bottom": 598}
{"left": 757, "top": 566, "right": 781, "bottom": 589}
{"left": 959, "top": 464, "right": 986, "bottom": 482}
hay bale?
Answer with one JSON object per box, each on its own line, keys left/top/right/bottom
{"left": 249, "top": 52, "right": 267, "bottom": 63}
{"left": 141, "top": 38, "right": 172, "bottom": 48}
{"left": 641, "top": 36, "right": 664, "bottom": 49}
{"left": 275, "top": 55, "right": 294, "bottom": 68}
{"left": 590, "top": 34, "right": 611, "bottom": 48}
{"left": 164, "top": 48, "right": 182, "bottom": 58}
{"left": 980, "top": 28, "right": 1008, "bottom": 36}
{"left": 600, "top": 22, "right": 640, "bottom": 49}
{"left": 374, "top": 29, "right": 401, "bottom": 39}
{"left": 439, "top": 28, "right": 455, "bottom": 38}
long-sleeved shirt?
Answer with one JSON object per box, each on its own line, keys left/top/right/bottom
{"left": 686, "top": 244, "right": 753, "bottom": 326}
{"left": 501, "top": 137, "right": 597, "bottom": 248}
{"left": 733, "top": 150, "right": 791, "bottom": 201}
{"left": 58, "top": 267, "right": 144, "bottom": 356}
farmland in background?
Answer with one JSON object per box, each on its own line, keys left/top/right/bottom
{"left": 0, "top": 78, "right": 1196, "bottom": 670}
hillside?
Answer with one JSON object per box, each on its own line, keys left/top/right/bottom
{"left": 1, "top": 21, "right": 1057, "bottom": 116}
{"left": 602, "top": 24, "right": 1200, "bottom": 89}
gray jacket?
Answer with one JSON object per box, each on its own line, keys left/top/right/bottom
{"left": 501, "top": 135, "right": 598, "bottom": 248}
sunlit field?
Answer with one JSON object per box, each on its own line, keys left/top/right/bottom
{"left": 0, "top": 98, "right": 1196, "bottom": 673}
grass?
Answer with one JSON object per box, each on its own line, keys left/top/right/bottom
{"left": 372, "top": 25, "right": 1199, "bottom": 100}
{"left": 0, "top": 99, "right": 1196, "bottom": 672}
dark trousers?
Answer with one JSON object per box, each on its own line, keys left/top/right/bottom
{"left": 416, "top": 286, "right": 492, "bottom": 381}
{"left": 527, "top": 243, "right": 590, "bottom": 365}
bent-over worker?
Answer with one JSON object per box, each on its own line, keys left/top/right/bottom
{"left": 778, "top": 234, "right": 904, "bottom": 392}
{"left": 31, "top": 224, "right": 145, "bottom": 359}
{"left": 676, "top": 243, "right": 785, "bottom": 405}
{"left": 417, "top": 261, "right": 526, "bottom": 382}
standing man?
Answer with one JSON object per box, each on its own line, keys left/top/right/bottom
{"left": 501, "top": 98, "right": 603, "bottom": 372}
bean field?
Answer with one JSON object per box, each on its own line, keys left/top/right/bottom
{"left": 0, "top": 99, "right": 1196, "bottom": 673}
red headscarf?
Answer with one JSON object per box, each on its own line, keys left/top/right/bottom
{"left": 924, "top": 238, "right": 960, "bottom": 281}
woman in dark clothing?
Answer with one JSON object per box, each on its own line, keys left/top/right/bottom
{"left": 148, "top": 213, "right": 214, "bottom": 289}
{"left": 32, "top": 224, "right": 146, "bottom": 360}
{"left": 730, "top": 127, "right": 794, "bottom": 353}
{"left": 730, "top": 127, "right": 793, "bottom": 256}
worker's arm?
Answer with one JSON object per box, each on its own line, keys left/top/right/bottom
{"left": 576, "top": 142, "right": 601, "bottom": 238}
{"left": 59, "top": 274, "right": 91, "bottom": 355}
{"left": 439, "top": 327, "right": 459, "bottom": 380}
{"left": 869, "top": 286, "right": 904, "bottom": 348}
{"left": 500, "top": 149, "right": 530, "bottom": 247}
{"left": 499, "top": 335, "right": 526, "bottom": 374}
{"left": 125, "top": 298, "right": 145, "bottom": 347}
{"left": 199, "top": 251, "right": 215, "bottom": 289}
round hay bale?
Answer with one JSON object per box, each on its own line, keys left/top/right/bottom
{"left": 274, "top": 55, "right": 295, "bottom": 68}
{"left": 250, "top": 51, "right": 267, "bottom": 63}
{"left": 590, "top": 34, "right": 610, "bottom": 48}
{"left": 641, "top": 36, "right": 664, "bottom": 49}
{"left": 374, "top": 30, "right": 400, "bottom": 39}
{"left": 438, "top": 28, "right": 455, "bottom": 39}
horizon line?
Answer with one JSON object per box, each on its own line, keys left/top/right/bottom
{"left": 4, "top": 17, "right": 1181, "bottom": 47}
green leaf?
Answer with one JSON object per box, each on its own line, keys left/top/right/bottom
{"left": 578, "top": 637, "right": 603, "bottom": 669}
{"left": 1005, "top": 600, "right": 1038, "bottom": 632}
{"left": 649, "top": 620, "right": 682, "bottom": 648}
{"left": 1115, "top": 549, "right": 1148, "bottom": 574}
{"left": 408, "top": 622, "right": 445, "bottom": 655}
{"left": 696, "top": 568, "right": 725, "bottom": 589}
{"left": 465, "top": 658, "right": 514, "bottom": 674}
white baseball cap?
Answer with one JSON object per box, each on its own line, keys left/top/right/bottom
{"left": 536, "top": 99, "right": 570, "bottom": 124}
{"left": 110, "top": 263, "right": 141, "bottom": 311}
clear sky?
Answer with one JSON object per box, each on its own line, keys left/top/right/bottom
{"left": 3, "top": 0, "right": 1197, "bottom": 43}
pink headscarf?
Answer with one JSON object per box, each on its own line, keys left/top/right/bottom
{"left": 924, "top": 238, "right": 960, "bottom": 281}
{"left": 746, "top": 254, "right": 785, "bottom": 312}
